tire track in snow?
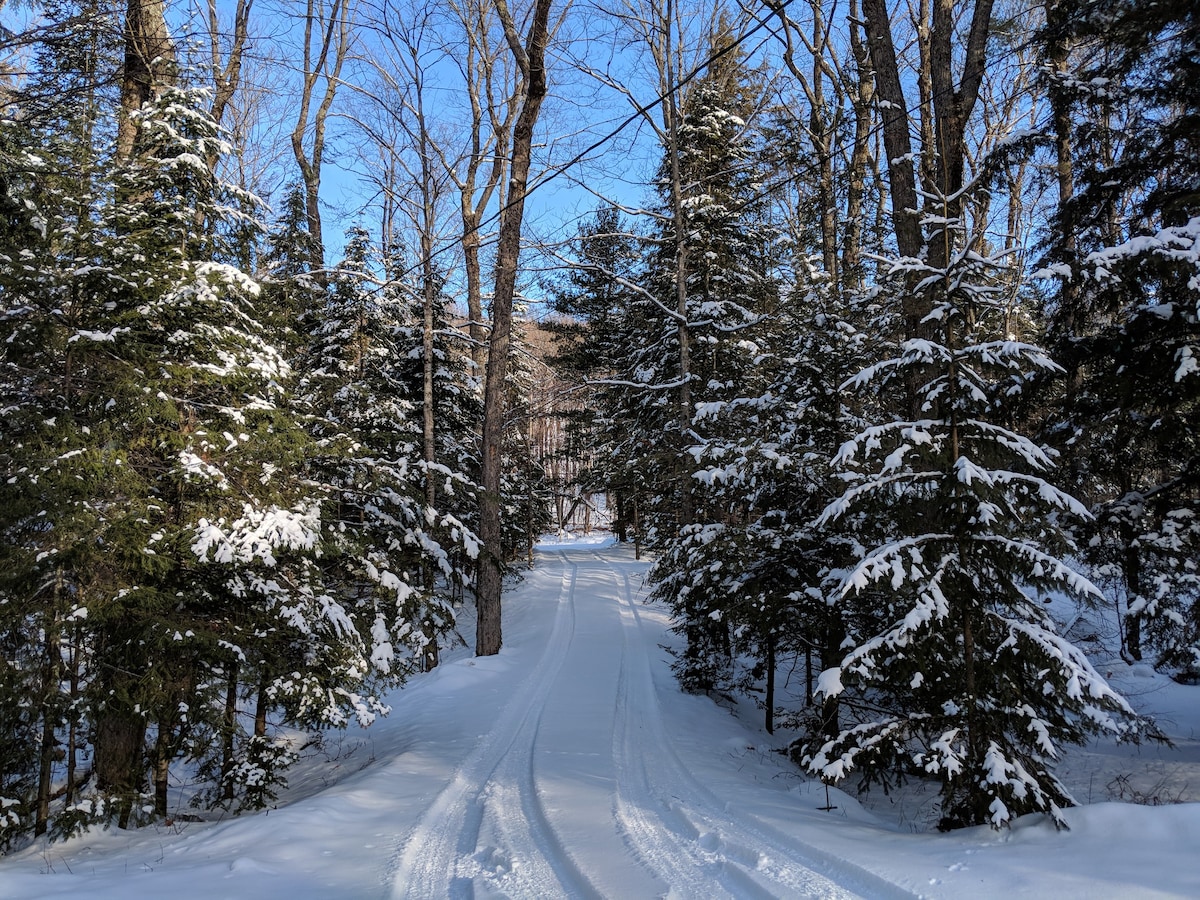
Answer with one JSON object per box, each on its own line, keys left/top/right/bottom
{"left": 606, "top": 552, "right": 914, "bottom": 900}
{"left": 386, "top": 558, "right": 599, "bottom": 899}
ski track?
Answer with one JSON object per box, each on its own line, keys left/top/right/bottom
{"left": 605, "top": 551, "right": 913, "bottom": 900}
{"left": 387, "top": 558, "right": 597, "bottom": 899}
{"left": 386, "top": 545, "right": 913, "bottom": 899}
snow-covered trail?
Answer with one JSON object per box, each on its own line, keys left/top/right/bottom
{"left": 385, "top": 544, "right": 894, "bottom": 899}
{"left": 4, "top": 537, "right": 1199, "bottom": 900}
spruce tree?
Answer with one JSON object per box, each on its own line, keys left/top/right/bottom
{"left": 297, "top": 226, "right": 472, "bottom": 682}
{"left": 641, "top": 25, "right": 784, "bottom": 686}
{"left": 803, "top": 237, "right": 1152, "bottom": 830}
{"left": 653, "top": 269, "right": 868, "bottom": 728}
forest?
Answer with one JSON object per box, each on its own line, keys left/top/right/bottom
{"left": 0, "top": 0, "right": 1196, "bottom": 849}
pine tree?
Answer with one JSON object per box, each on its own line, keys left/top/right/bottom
{"left": 802, "top": 237, "right": 1152, "bottom": 830}
{"left": 297, "top": 226, "right": 473, "bottom": 683}
{"left": 632, "top": 36, "right": 780, "bottom": 543}
{"left": 653, "top": 266, "right": 869, "bottom": 728}
{"left": 260, "top": 184, "right": 326, "bottom": 361}
{"left": 0, "top": 0, "right": 130, "bottom": 839}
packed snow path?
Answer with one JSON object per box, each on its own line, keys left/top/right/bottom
{"left": 6, "top": 538, "right": 1197, "bottom": 899}
{"left": 385, "top": 544, "right": 899, "bottom": 899}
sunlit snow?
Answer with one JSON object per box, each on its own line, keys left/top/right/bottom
{"left": 1, "top": 537, "right": 1197, "bottom": 899}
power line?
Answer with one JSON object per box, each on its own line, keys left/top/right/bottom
{"left": 363, "top": 0, "right": 803, "bottom": 292}
{"left": 371, "top": 0, "right": 1054, "bottom": 301}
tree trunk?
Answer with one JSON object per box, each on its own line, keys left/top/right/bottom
{"left": 95, "top": 694, "right": 146, "bottom": 829}
{"left": 65, "top": 623, "right": 81, "bottom": 806}
{"left": 859, "top": 0, "right": 921, "bottom": 262}
{"left": 153, "top": 727, "right": 171, "bottom": 817}
{"left": 476, "top": 0, "right": 553, "bottom": 657}
{"left": 843, "top": 0, "right": 874, "bottom": 293}
{"left": 764, "top": 632, "right": 776, "bottom": 735}
{"left": 35, "top": 613, "right": 61, "bottom": 836}
{"left": 221, "top": 664, "right": 238, "bottom": 802}
{"left": 633, "top": 495, "right": 641, "bottom": 560}
{"left": 291, "top": 0, "right": 352, "bottom": 273}
{"left": 204, "top": 0, "right": 254, "bottom": 172}
{"left": 926, "top": 0, "right": 995, "bottom": 273}
{"left": 116, "top": 0, "right": 174, "bottom": 162}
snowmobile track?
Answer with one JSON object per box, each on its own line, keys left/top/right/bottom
{"left": 387, "top": 546, "right": 914, "bottom": 899}
{"left": 387, "top": 558, "right": 600, "bottom": 899}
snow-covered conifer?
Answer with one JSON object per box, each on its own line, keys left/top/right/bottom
{"left": 1039, "top": 0, "right": 1200, "bottom": 672}
{"left": 803, "top": 233, "right": 1152, "bottom": 830}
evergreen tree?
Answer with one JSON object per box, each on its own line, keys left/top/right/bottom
{"left": 652, "top": 266, "right": 868, "bottom": 728}
{"left": 1040, "top": 0, "right": 1200, "bottom": 671}
{"left": 802, "top": 239, "right": 1152, "bottom": 830}
{"left": 640, "top": 25, "right": 785, "bottom": 687}
{"left": 297, "top": 226, "right": 472, "bottom": 681}
{"left": 0, "top": 0, "right": 129, "bottom": 839}
{"left": 260, "top": 184, "right": 326, "bottom": 361}
{"left": 606, "top": 23, "right": 781, "bottom": 552}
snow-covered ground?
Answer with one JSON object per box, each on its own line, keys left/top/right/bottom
{"left": 1, "top": 535, "right": 1197, "bottom": 898}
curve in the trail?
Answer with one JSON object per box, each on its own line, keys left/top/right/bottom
{"left": 387, "top": 558, "right": 599, "bottom": 899}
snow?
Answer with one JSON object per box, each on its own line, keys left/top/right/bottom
{"left": 2, "top": 536, "right": 1198, "bottom": 898}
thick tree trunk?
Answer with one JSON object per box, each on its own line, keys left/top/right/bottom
{"left": 462, "top": 215, "right": 488, "bottom": 373}
{"left": 94, "top": 692, "right": 146, "bottom": 829}
{"left": 476, "top": 0, "right": 553, "bottom": 657}
{"left": 859, "top": 0, "right": 921, "bottom": 262}
{"left": 116, "top": 0, "right": 174, "bottom": 162}
{"left": 926, "top": 0, "right": 995, "bottom": 273}
{"left": 153, "top": 728, "right": 171, "bottom": 817}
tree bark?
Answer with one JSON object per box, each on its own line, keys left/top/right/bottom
{"left": 35, "top": 591, "right": 62, "bottom": 837}
{"left": 449, "top": 0, "right": 519, "bottom": 374}
{"left": 926, "top": 0, "right": 995, "bottom": 272}
{"left": 94, "top": 686, "right": 146, "bottom": 829}
{"left": 116, "top": 0, "right": 174, "bottom": 162}
{"left": 204, "top": 0, "right": 254, "bottom": 171}
{"left": 843, "top": 1, "right": 874, "bottom": 292}
{"left": 220, "top": 663, "right": 238, "bottom": 802}
{"left": 476, "top": 0, "right": 553, "bottom": 657}
{"left": 860, "top": 0, "right": 921, "bottom": 261}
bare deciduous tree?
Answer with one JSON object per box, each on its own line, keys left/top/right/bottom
{"left": 476, "top": 0, "right": 553, "bottom": 657}
{"left": 291, "top": 0, "right": 355, "bottom": 270}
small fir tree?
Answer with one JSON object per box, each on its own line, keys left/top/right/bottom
{"left": 802, "top": 237, "right": 1153, "bottom": 830}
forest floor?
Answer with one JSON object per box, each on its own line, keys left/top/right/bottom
{"left": 1, "top": 535, "right": 1197, "bottom": 898}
